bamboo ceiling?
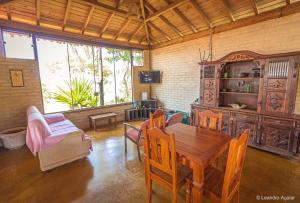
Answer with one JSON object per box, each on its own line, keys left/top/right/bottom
{"left": 0, "top": 0, "right": 300, "bottom": 49}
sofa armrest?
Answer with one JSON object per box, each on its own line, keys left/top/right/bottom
{"left": 44, "top": 113, "right": 66, "bottom": 124}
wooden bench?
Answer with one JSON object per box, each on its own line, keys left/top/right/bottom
{"left": 89, "top": 112, "right": 118, "bottom": 131}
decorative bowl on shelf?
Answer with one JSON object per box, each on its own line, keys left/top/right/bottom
{"left": 227, "top": 89, "right": 237, "bottom": 92}
{"left": 229, "top": 103, "right": 247, "bottom": 109}
{"left": 238, "top": 72, "right": 250, "bottom": 78}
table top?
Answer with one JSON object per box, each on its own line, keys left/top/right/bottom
{"left": 165, "top": 123, "right": 231, "bottom": 167}
{"left": 89, "top": 112, "right": 117, "bottom": 120}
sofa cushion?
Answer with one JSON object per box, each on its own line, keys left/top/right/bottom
{"left": 49, "top": 120, "right": 79, "bottom": 135}
{"left": 44, "top": 113, "right": 66, "bottom": 124}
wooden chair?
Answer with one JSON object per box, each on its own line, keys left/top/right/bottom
{"left": 196, "top": 129, "right": 250, "bottom": 203}
{"left": 124, "top": 120, "right": 149, "bottom": 161}
{"left": 193, "top": 110, "right": 222, "bottom": 131}
{"left": 165, "top": 112, "right": 183, "bottom": 127}
{"left": 149, "top": 110, "right": 165, "bottom": 129}
{"left": 153, "top": 108, "right": 164, "bottom": 117}
{"left": 143, "top": 126, "right": 192, "bottom": 203}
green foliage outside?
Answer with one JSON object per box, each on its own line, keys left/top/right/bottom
{"left": 48, "top": 44, "right": 143, "bottom": 109}
{"left": 52, "top": 77, "right": 98, "bottom": 109}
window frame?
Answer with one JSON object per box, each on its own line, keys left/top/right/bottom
{"left": 2, "top": 29, "right": 36, "bottom": 60}
{"left": 0, "top": 27, "right": 144, "bottom": 113}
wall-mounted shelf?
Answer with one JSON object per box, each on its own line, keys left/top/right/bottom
{"left": 220, "top": 77, "right": 260, "bottom": 80}
{"left": 220, "top": 92, "right": 258, "bottom": 95}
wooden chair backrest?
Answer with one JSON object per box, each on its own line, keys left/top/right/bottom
{"left": 194, "top": 110, "right": 222, "bottom": 131}
{"left": 153, "top": 109, "right": 164, "bottom": 117}
{"left": 222, "top": 129, "right": 250, "bottom": 199}
{"left": 144, "top": 127, "right": 177, "bottom": 177}
{"left": 149, "top": 111, "right": 165, "bottom": 129}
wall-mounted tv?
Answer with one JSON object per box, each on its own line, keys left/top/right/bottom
{"left": 139, "top": 71, "right": 161, "bottom": 83}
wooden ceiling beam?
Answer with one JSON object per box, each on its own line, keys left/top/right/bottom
{"left": 0, "top": 19, "right": 148, "bottom": 49}
{"left": 162, "top": 0, "right": 197, "bottom": 33}
{"left": 79, "top": 0, "right": 142, "bottom": 22}
{"left": 114, "top": 18, "right": 130, "bottom": 40}
{"left": 0, "top": 0, "right": 16, "bottom": 5}
{"left": 82, "top": 6, "right": 94, "bottom": 34}
{"left": 249, "top": 0, "right": 258, "bottom": 15}
{"left": 128, "top": 23, "right": 143, "bottom": 42}
{"left": 140, "top": 0, "right": 150, "bottom": 46}
{"left": 190, "top": 0, "right": 212, "bottom": 28}
{"left": 6, "top": 7, "right": 11, "bottom": 21}
{"left": 148, "top": 21, "right": 171, "bottom": 40}
{"left": 221, "top": 0, "right": 235, "bottom": 22}
{"left": 159, "top": 16, "right": 183, "bottom": 37}
{"left": 139, "top": 35, "right": 146, "bottom": 44}
{"left": 63, "top": 0, "right": 72, "bottom": 30}
{"left": 151, "top": 1, "right": 300, "bottom": 49}
{"left": 144, "top": 2, "right": 183, "bottom": 37}
{"left": 173, "top": 8, "right": 197, "bottom": 33}
{"left": 99, "top": 13, "right": 114, "bottom": 37}
{"left": 145, "top": 0, "right": 189, "bottom": 22}
{"left": 36, "top": 0, "right": 40, "bottom": 26}
{"left": 115, "top": 0, "right": 120, "bottom": 8}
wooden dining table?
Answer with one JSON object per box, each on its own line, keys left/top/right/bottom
{"left": 165, "top": 123, "right": 232, "bottom": 203}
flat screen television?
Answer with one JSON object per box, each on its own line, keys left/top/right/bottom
{"left": 139, "top": 71, "right": 161, "bottom": 83}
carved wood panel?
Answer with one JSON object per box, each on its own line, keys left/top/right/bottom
{"left": 267, "top": 79, "right": 287, "bottom": 91}
{"left": 261, "top": 126, "right": 291, "bottom": 152}
{"left": 204, "top": 79, "right": 215, "bottom": 89}
{"left": 233, "top": 113, "right": 257, "bottom": 145}
{"left": 221, "top": 115, "right": 230, "bottom": 134}
{"left": 223, "top": 53, "right": 255, "bottom": 63}
{"left": 203, "top": 90, "right": 216, "bottom": 106}
{"left": 265, "top": 92, "right": 286, "bottom": 113}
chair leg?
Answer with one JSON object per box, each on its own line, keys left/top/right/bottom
{"left": 172, "top": 188, "right": 177, "bottom": 203}
{"left": 233, "top": 189, "right": 240, "bottom": 203}
{"left": 137, "top": 145, "right": 141, "bottom": 161}
{"left": 185, "top": 179, "right": 192, "bottom": 203}
{"left": 146, "top": 179, "right": 152, "bottom": 203}
{"left": 124, "top": 136, "right": 127, "bottom": 154}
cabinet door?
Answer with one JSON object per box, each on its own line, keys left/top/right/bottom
{"left": 263, "top": 57, "right": 298, "bottom": 115}
{"left": 200, "top": 65, "right": 217, "bottom": 106}
{"left": 233, "top": 113, "right": 257, "bottom": 145}
{"left": 203, "top": 89, "right": 216, "bottom": 106}
{"left": 221, "top": 112, "right": 230, "bottom": 134}
{"left": 260, "top": 124, "right": 292, "bottom": 155}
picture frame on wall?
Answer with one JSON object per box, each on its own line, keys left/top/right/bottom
{"left": 10, "top": 69, "right": 24, "bottom": 87}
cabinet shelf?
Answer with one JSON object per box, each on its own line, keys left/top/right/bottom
{"left": 220, "top": 92, "right": 258, "bottom": 96}
{"left": 220, "top": 77, "right": 260, "bottom": 80}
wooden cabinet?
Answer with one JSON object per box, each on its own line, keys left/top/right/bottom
{"left": 193, "top": 51, "right": 300, "bottom": 158}
{"left": 260, "top": 124, "right": 292, "bottom": 155}
{"left": 233, "top": 113, "right": 257, "bottom": 146}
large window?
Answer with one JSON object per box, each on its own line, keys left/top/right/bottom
{"left": 1, "top": 29, "right": 144, "bottom": 113}
{"left": 37, "top": 39, "right": 71, "bottom": 112}
{"left": 132, "top": 49, "right": 143, "bottom": 66}
{"left": 35, "top": 37, "right": 141, "bottom": 113}
{"left": 3, "top": 30, "right": 35, "bottom": 59}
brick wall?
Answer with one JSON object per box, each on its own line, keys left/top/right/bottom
{"left": 0, "top": 58, "right": 43, "bottom": 131}
{"left": 151, "top": 13, "right": 300, "bottom": 113}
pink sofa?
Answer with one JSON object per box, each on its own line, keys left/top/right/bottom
{"left": 26, "top": 106, "right": 91, "bottom": 171}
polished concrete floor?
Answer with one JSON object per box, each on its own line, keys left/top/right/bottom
{"left": 0, "top": 121, "right": 300, "bottom": 203}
